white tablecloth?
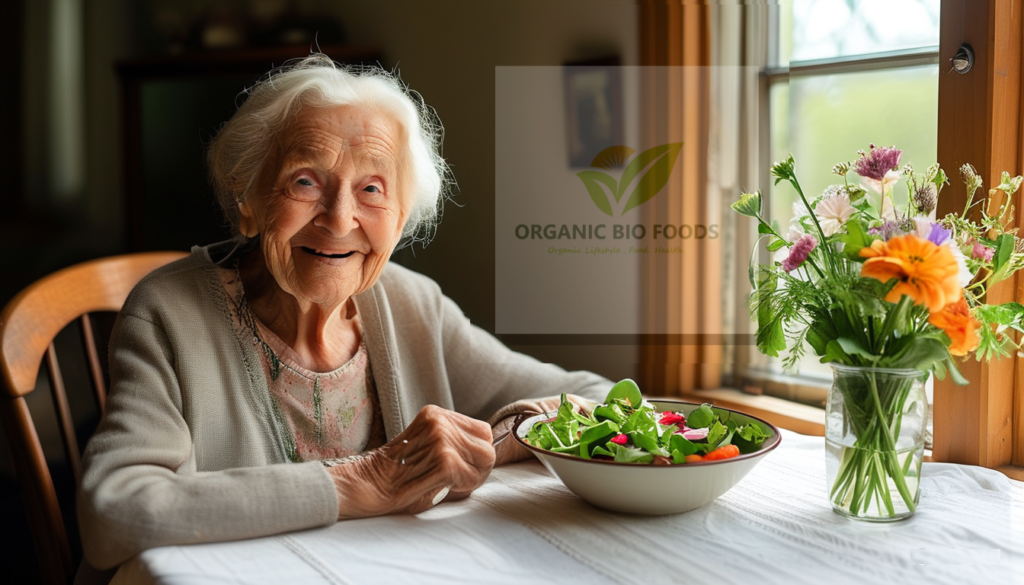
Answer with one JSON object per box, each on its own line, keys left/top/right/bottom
{"left": 115, "top": 430, "right": 1024, "bottom": 585}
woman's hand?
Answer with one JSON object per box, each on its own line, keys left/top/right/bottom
{"left": 492, "top": 394, "right": 596, "bottom": 466}
{"left": 328, "top": 405, "right": 495, "bottom": 519}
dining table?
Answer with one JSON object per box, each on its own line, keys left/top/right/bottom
{"left": 112, "top": 429, "right": 1024, "bottom": 585}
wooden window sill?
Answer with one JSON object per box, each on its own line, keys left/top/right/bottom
{"left": 676, "top": 388, "right": 825, "bottom": 437}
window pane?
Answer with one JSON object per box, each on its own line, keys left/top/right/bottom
{"left": 792, "top": 0, "right": 939, "bottom": 62}
{"left": 767, "top": 64, "right": 939, "bottom": 378}
{"left": 776, "top": 0, "right": 794, "bottom": 66}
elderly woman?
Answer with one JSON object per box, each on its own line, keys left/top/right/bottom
{"left": 77, "top": 54, "right": 609, "bottom": 574}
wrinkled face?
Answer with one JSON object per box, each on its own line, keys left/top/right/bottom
{"left": 239, "top": 104, "right": 407, "bottom": 307}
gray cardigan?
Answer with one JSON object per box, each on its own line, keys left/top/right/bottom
{"left": 77, "top": 244, "right": 611, "bottom": 570}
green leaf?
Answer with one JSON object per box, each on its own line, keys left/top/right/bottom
{"left": 612, "top": 444, "right": 654, "bottom": 464}
{"left": 837, "top": 219, "right": 874, "bottom": 261}
{"left": 733, "top": 191, "right": 763, "bottom": 218}
{"left": 806, "top": 310, "right": 838, "bottom": 356}
{"left": 706, "top": 420, "right": 731, "bottom": 450}
{"left": 630, "top": 430, "right": 660, "bottom": 453}
{"left": 576, "top": 171, "right": 617, "bottom": 216}
{"left": 733, "top": 423, "right": 769, "bottom": 454}
{"left": 757, "top": 222, "right": 774, "bottom": 235}
{"left": 555, "top": 394, "right": 574, "bottom": 424}
{"left": 875, "top": 295, "right": 915, "bottom": 348}
{"left": 593, "top": 404, "right": 626, "bottom": 425}
{"left": 578, "top": 420, "right": 619, "bottom": 457}
{"left": 822, "top": 339, "right": 852, "bottom": 364}
{"left": 767, "top": 237, "right": 787, "bottom": 252}
{"left": 945, "top": 357, "right": 970, "bottom": 386}
{"left": 669, "top": 434, "right": 699, "bottom": 457}
{"left": 756, "top": 316, "right": 786, "bottom": 358}
{"left": 605, "top": 379, "right": 643, "bottom": 407}
{"left": 846, "top": 185, "right": 868, "bottom": 203}
{"left": 993, "top": 233, "right": 1015, "bottom": 274}
{"left": 879, "top": 336, "right": 949, "bottom": 371}
{"left": 580, "top": 420, "right": 619, "bottom": 444}
{"left": 621, "top": 143, "right": 684, "bottom": 215}
{"left": 836, "top": 336, "right": 877, "bottom": 363}
{"left": 686, "top": 404, "right": 715, "bottom": 429}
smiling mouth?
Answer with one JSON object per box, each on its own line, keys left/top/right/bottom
{"left": 301, "top": 247, "right": 356, "bottom": 259}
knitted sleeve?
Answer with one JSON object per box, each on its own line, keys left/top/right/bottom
{"left": 77, "top": 312, "right": 338, "bottom": 570}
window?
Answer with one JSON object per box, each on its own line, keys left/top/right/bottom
{"left": 741, "top": 0, "right": 941, "bottom": 405}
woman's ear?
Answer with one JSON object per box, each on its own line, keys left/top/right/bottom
{"left": 238, "top": 200, "right": 258, "bottom": 238}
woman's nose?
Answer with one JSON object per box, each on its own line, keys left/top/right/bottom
{"left": 315, "top": 184, "right": 360, "bottom": 236}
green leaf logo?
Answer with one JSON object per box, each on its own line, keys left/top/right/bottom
{"left": 576, "top": 171, "right": 616, "bottom": 216}
{"left": 575, "top": 143, "right": 683, "bottom": 216}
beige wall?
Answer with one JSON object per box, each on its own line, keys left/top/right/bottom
{"left": 61, "top": 0, "right": 639, "bottom": 380}
{"left": 317, "top": 0, "right": 641, "bottom": 381}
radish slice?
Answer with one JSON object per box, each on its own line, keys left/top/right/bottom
{"left": 681, "top": 428, "right": 709, "bottom": 441}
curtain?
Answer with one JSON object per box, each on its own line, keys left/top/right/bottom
{"left": 637, "top": 3, "right": 768, "bottom": 396}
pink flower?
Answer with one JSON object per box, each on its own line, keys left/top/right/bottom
{"left": 610, "top": 434, "right": 628, "bottom": 445}
{"left": 659, "top": 412, "right": 685, "bottom": 426}
{"left": 972, "top": 242, "right": 995, "bottom": 262}
{"left": 814, "top": 192, "right": 855, "bottom": 236}
{"left": 854, "top": 144, "right": 903, "bottom": 182}
{"left": 782, "top": 234, "right": 818, "bottom": 273}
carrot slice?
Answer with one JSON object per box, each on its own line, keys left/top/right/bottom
{"left": 684, "top": 454, "right": 704, "bottom": 464}
{"left": 704, "top": 444, "right": 740, "bottom": 461}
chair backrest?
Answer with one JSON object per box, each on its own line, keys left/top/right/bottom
{"left": 0, "top": 251, "right": 187, "bottom": 584}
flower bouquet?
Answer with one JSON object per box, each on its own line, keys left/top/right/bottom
{"left": 732, "top": 145, "right": 1024, "bottom": 521}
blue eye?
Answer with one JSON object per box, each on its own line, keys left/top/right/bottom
{"left": 364, "top": 185, "right": 380, "bottom": 193}
{"left": 297, "top": 178, "right": 314, "bottom": 186}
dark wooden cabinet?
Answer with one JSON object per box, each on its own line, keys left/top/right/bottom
{"left": 116, "top": 45, "right": 382, "bottom": 251}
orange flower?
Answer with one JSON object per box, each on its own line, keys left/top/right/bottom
{"left": 859, "top": 234, "right": 962, "bottom": 313}
{"left": 928, "top": 298, "right": 981, "bottom": 356}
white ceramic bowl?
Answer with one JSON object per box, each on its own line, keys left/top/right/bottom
{"left": 513, "top": 399, "right": 781, "bottom": 515}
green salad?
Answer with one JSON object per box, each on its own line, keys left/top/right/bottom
{"left": 524, "top": 379, "right": 770, "bottom": 464}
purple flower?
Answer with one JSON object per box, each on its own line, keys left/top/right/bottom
{"left": 782, "top": 234, "right": 817, "bottom": 272}
{"left": 927, "top": 223, "right": 951, "bottom": 246}
{"left": 869, "top": 219, "right": 911, "bottom": 241}
{"left": 972, "top": 242, "right": 995, "bottom": 262}
{"left": 854, "top": 144, "right": 903, "bottom": 182}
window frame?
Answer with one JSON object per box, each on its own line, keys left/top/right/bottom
{"left": 930, "top": 0, "right": 1024, "bottom": 480}
{"left": 740, "top": 19, "right": 941, "bottom": 411}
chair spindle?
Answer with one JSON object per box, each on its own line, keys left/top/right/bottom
{"left": 79, "top": 314, "right": 107, "bottom": 413}
{"left": 44, "top": 344, "right": 82, "bottom": 482}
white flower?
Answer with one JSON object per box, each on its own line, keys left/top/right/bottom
{"left": 814, "top": 193, "right": 855, "bottom": 237}
{"left": 880, "top": 194, "right": 897, "bottom": 221}
{"left": 911, "top": 216, "right": 932, "bottom": 239}
{"left": 946, "top": 240, "right": 972, "bottom": 287}
{"left": 863, "top": 169, "right": 902, "bottom": 195}
{"left": 787, "top": 223, "right": 804, "bottom": 243}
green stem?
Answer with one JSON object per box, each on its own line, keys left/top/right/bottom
{"left": 756, "top": 215, "right": 826, "bottom": 279}
{"left": 866, "top": 372, "right": 916, "bottom": 513}
{"left": 788, "top": 177, "right": 837, "bottom": 273}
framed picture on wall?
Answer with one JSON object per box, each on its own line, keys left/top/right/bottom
{"left": 563, "top": 56, "right": 623, "bottom": 168}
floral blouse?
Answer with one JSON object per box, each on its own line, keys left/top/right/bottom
{"left": 218, "top": 267, "right": 387, "bottom": 462}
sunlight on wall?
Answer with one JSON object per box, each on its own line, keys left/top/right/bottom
{"left": 48, "top": 0, "right": 86, "bottom": 203}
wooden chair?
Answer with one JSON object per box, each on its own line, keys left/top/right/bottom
{"left": 0, "top": 251, "right": 187, "bottom": 584}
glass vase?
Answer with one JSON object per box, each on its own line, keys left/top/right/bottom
{"left": 825, "top": 364, "right": 927, "bottom": 522}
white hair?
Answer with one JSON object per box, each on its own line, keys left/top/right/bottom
{"left": 207, "top": 54, "right": 452, "bottom": 246}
